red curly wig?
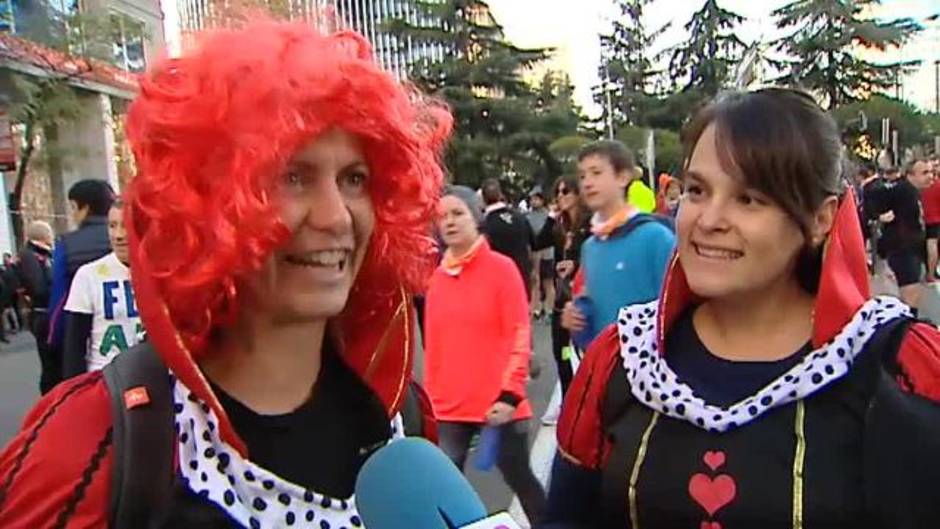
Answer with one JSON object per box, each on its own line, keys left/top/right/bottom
{"left": 126, "top": 21, "right": 452, "bottom": 358}
{"left": 126, "top": 22, "right": 451, "bottom": 449}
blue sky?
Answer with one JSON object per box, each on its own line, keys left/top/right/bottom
{"left": 490, "top": 0, "right": 940, "bottom": 115}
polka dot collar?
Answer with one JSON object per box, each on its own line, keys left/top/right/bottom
{"left": 173, "top": 379, "right": 404, "bottom": 528}
{"left": 617, "top": 296, "right": 911, "bottom": 432}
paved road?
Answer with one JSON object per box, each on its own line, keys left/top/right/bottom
{"left": 0, "top": 316, "right": 560, "bottom": 527}
{"left": 0, "top": 330, "right": 41, "bottom": 446}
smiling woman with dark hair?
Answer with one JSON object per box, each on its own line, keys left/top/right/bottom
{"left": 543, "top": 88, "right": 940, "bottom": 529}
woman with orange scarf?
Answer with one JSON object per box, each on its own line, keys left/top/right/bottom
{"left": 424, "top": 185, "right": 546, "bottom": 526}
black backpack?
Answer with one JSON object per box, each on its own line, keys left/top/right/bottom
{"left": 102, "top": 343, "right": 175, "bottom": 529}
{"left": 103, "top": 342, "right": 431, "bottom": 528}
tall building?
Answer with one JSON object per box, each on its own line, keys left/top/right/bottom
{"left": 174, "top": 0, "right": 445, "bottom": 78}
{"left": 333, "top": 0, "right": 445, "bottom": 78}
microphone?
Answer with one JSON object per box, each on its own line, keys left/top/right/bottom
{"left": 354, "top": 438, "right": 522, "bottom": 529}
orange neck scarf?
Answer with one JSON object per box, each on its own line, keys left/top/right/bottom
{"left": 591, "top": 205, "right": 638, "bottom": 240}
{"left": 441, "top": 236, "right": 486, "bottom": 276}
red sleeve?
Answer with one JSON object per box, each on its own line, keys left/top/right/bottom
{"left": 895, "top": 322, "right": 940, "bottom": 401}
{"left": 556, "top": 325, "right": 621, "bottom": 469}
{"left": 497, "top": 257, "right": 532, "bottom": 401}
{"left": 921, "top": 183, "right": 940, "bottom": 226}
{"left": 0, "top": 372, "right": 112, "bottom": 529}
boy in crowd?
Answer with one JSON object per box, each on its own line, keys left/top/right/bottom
{"left": 627, "top": 164, "right": 657, "bottom": 213}
{"left": 46, "top": 179, "right": 114, "bottom": 387}
{"left": 875, "top": 161, "right": 932, "bottom": 308}
{"left": 481, "top": 178, "right": 535, "bottom": 293}
{"left": 61, "top": 199, "right": 140, "bottom": 378}
{"left": 562, "top": 140, "right": 675, "bottom": 344}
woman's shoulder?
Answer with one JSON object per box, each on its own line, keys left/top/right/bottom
{"left": 0, "top": 372, "right": 113, "bottom": 527}
{"left": 556, "top": 325, "right": 623, "bottom": 469}
{"left": 893, "top": 321, "right": 940, "bottom": 402}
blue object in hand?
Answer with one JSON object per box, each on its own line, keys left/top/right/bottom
{"left": 472, "top": 425, "right": 502, "bottom": 471}
{"left": 355, "top": 438, "right": 488, "bottom": 529}
{"left": 571, "top": 296, "right": 596, "bottom": 350}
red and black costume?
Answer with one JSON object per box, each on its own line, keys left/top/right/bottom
{"left": 545, "top": 191, "right": 940, "bottom": 529}
{"left": 0, "top": 21, "right": 450, "bottom": 529}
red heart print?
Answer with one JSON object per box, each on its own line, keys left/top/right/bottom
{"left": 700, "top": 522, "right": 722, "bottom": 529}
{"left": 703, "top": 450, "right": 726, "bottom": 472}
{"left": 689, "top": 473, "right": 737, "bottom": 516}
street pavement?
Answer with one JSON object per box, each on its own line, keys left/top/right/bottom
{"left": 0, "top": 315, "right": 560, "bottom": 528}
{"left": 0, "top": 330, "right": 41, "bottom": 447}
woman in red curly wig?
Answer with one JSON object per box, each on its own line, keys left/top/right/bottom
{"left": 0, "top": 19, "right": 451, "bottom": 528}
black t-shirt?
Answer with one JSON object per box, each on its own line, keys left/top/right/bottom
{"left": 482, "top": 205, "right": 534, "bottom": 287}
{"left": 877, "top": 178, "right": 925, "bottom": 257}
{"left": 158, "top": 352, "right": 390, "bottom": 527}
{"left": 665, "top": 307, "right": 808, "bottom": 407}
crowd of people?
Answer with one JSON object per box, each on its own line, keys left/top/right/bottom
{"left": 0, "top": 179, "right": 140, "bottom": 395}
{"left": 857, "top": 156, "right": 940, "bottom": 310}
{"left": 1, "top": 19, "right": 940, "bottom": 529}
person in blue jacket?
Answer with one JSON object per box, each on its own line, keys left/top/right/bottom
{"left": 561, "top": 140, "right": 675, "bottom": 345}
{"left": 45, "top": 178, "right": 114, "bottom": 393}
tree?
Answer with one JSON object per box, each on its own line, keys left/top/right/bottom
{"left": 922, "top": 113, "right": 940, "bottom": 150}
{"left": 616, "top": 126, "right": 683, "bottom": 177}
{"left": 387, "top": 1, "right": 582, "bottom": 191}
{"left": 772, "top": 0, "right": 921, "bottom": 108}
{"left": 832, "top": 95, "right": 931, "bottom": 161}
{"left": 668, "top": 0, "right": 747, "bottom": 100}
{"left": 7, "top": 3, "right": 141, "bottom": 243}
{"left": 596, "top": 0, "right": 669, "bottom": 129}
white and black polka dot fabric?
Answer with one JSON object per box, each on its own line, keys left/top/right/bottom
{"left": 618, "top": 296, "right": 911, "bottom": 433}
{"left": 173, "top": 380, "right": 404, "bottom": 528}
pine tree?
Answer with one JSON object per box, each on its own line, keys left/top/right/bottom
{"left": 668, "top": 0, "right": 747, "bottom": 98}
{"left": 387, "top": 1, "right": 581, "bottom": 191}
{"left": 596, "top": 0, "right": 669, "bottom": 129}
{"left": 772, "top": 0, "right": 921, "bottom": 108}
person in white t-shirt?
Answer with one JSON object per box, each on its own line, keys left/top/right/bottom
{"left": 62, "top": 199, "right": 141, "bottom": 378}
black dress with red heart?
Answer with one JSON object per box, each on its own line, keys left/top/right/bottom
{"left": 548, "top": 300, "right": 940, "bottom": 529}
{"left": 546, "top": 195, "right": 940, "bottom": 529}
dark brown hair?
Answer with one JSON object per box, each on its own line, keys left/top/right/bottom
{"left": 578, "top": 140, "right": 636, "bottom": 173}
{"left": 681, "top": 88, "right": 843, "bottom": 234}
{"left": 553, "top": 175, "right": 589, "bottom": 231}
{"left": 682, "top": 88, "right": 844, "bottom": 292}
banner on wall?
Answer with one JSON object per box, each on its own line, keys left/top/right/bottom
{"left": 0, "top": 108, "right": 16, "bottom": 172}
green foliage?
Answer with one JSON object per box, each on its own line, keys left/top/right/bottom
{"left": 832, "top": 94, "right": 931, "bottom": 149}
{"left": 668, "top": 0, "right": 748, "bottom": 98}
{"left": 615, "top": 126, "right": 683, "bottom": 176}
{"left": 596, "top": 0, "right": 743, "bottom": 154}
{"left": 11, "top": 75, "right": 83, "bottom": 129}
{"left": 596, "top": 0, "right": 669, "bottom": 128}
{"left": 387, "top": 1, "right": 582, "bottom": 193}
{"left": 771, "top": 0, "right": 922, "bottom": 108}
{"left": 922, "top": 113, "right": 940, "bottom": 142}
{"left": 6, "top": 0, "right": 145, "bottom": 244}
